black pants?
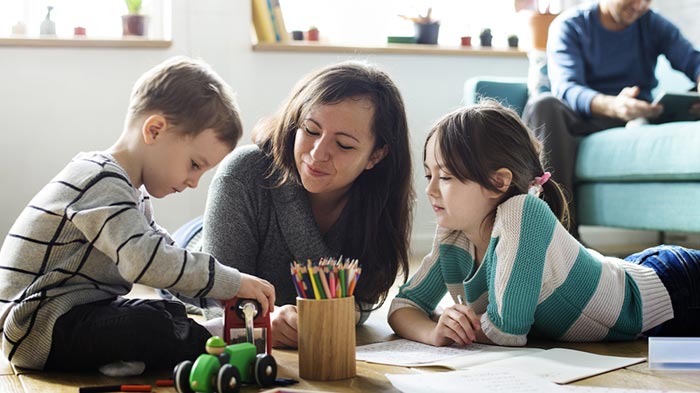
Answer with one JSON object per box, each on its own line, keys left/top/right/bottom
{"left": 44, "top": 298, "right": 210, "bottom": 372}
{"left": 523, "top": 94, "right": 624, "bottom": 238}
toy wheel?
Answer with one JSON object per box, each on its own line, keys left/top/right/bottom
{"left": 254, "top": 353, "right": 277, "bottom": 387}
{"left": 217, "top": 364, "right": 241, "bottom": 393}
{"left": 173, "top": 360, "right": 194, "bottom": 393}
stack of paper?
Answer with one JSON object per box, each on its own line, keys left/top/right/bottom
{"left": 357, "top": 339, "right": 645, "bottom": 384}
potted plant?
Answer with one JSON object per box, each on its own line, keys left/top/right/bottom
{"left": 400, "top": 8, "right": 440, "bottom": 45}
{"left": 516, "top": 0, "right": 559, "bottom": 50}
{"left": 122, "top": 0, "right": 147, "bottom": 36}
{"left": 479, "top": 28, "right": 492, "bottom": 47}
{"left": 306, "top": 26, "right": 319, "bottom": 41}
{"left": 507, "top": 34, "right": 519, "bottom": 48}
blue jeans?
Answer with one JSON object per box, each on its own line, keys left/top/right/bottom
{"left": 625, "top": 245, "right": 700, "bottom": 336}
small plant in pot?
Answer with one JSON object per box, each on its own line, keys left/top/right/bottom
{"left": 307, "top": 26, "right": 319, "bottom": 41}
{"left": 122, "top": 0, "right": 148, "bottom": 37}
{"left": 508, "top": 34, "right": 519, "bottom": 48}
{"left": 479, "top": 28, "right": 492, "bottom": 47}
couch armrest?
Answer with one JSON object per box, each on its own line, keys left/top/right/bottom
{"left": 463, "top": 77, "right": 529, "bottom": 116}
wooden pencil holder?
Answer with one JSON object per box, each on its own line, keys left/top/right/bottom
{"left": 297, "top": 296, "right": 356, "bottom": 381}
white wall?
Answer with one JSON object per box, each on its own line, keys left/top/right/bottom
{"left": 0, "top": 0, "right": 528, "bottom": 254}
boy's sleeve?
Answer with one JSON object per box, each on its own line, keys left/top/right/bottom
{"left": 480, "top": 196, "right": 556, "bottom": 346}
{"left": 388, "top": 226, "right": 449, "bottom": 318}
{"left": 67, "top": 174, "right": 240, "bottom": 300}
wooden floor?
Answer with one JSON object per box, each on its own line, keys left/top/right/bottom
{"left": 4, "top": 255, "right": 700, "bottom": 392}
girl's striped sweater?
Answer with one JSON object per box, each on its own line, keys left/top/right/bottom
{"left": 390, "top": 194, "right": 673, "bottom": 346}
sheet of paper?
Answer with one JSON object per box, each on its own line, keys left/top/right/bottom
{"left": 472, "top": 348, "right": 645, "bottom": 384}
{"left": 419, "top": 346, "right": 543, "bottom": 369}
{"left": 561, "top": 386, "right": 691, "bottom": 393}
{"left": 387, "top": 367, "right": 562, "bottom": 393}
{"left": 356, "top": 339, "right": 487, "bottom": 366}
{"left": 356, "top": 338, "right": 542, "bottom": 368}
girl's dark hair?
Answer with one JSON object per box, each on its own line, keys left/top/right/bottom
{"left": 253, "top": 61, "right": 415, "bottom": 306}
{"left": 424, "top": 100, "right": 569, "bottom": 228}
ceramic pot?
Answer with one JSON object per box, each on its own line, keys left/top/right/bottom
{"left": 122, "top": 14, "right": 148, "bottom": 36}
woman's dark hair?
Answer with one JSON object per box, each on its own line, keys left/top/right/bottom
{"left": 253, "top": 61, "right": 415, "bottom": 306}
{"left": 424, "top": 100, "right": 569, "bottom": 228}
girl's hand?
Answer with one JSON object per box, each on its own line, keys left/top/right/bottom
{"left": 429, "top": 304, "right": 482, "bottom": 347}
{"left": 237, "top": 273, "right": 275, "bottom": 316}
{"left": 271, "top": 304, "right": 298, "bottom": 348}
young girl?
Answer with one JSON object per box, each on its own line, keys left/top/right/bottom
{"left": 388, "top": 100, "right": 699, "bottom": 347}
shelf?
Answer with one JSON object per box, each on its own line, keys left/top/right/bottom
{"left": 253, "top": 41, "right": 527, "bottom": 58}
{"left": 0, "top": 37, "right": 172, "bottom": 48}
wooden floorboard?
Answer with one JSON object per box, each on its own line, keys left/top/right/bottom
{"left": 0, "top": 375, "right": 24, "bottom": 393}
{"left": 0, "top": 354, "right": 15, "bottom": 376}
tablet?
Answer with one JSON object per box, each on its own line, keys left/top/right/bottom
{"left": 651, "top": 91, "right": 700, "bottom": 123}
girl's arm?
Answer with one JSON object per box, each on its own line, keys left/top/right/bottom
{"left": 390, "top": 304, "right": 486, "bottom": 347}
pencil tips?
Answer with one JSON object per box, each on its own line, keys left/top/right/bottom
{"left": 290, "top": 257, "right": 362, "bottom": 299}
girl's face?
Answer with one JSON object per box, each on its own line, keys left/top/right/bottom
{"left": 294, "top": 97, "right": 386, "bottom": 199}
{"left": 423, "top": 133, "right": 499, "bottom": 234}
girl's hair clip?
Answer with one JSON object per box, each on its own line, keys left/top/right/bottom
{"left": 528, "top": 171, "right": 551, "bottom": 197}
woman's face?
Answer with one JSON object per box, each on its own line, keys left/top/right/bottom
{"left": 294, "top": 97, "right": 386, "bottom": 199}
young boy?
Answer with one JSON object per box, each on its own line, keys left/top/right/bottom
{"left": 0, "top": 56, "right": 275, "bottom": 373}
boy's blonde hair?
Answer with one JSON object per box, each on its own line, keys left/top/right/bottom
{"left": 127, "top": 56, "right": 242, "bottom": 149}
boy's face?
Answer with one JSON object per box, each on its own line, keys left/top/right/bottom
{"left": 142, "top": 127, "right": 231, "bottom": 198}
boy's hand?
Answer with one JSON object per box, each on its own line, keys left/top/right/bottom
{"left": 237, "top": 273, "right": 275, "bottom": 317}
{"left": 271, "top": 305, "right": 298, "bottom": 348}
{"left": 430, "top": 304, "right": 482, "bottom": 347}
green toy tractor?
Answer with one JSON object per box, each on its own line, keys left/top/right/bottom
{"left": 173, "top": 299, "right": 277, "bottom": 393}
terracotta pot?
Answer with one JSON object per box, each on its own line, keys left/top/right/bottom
{"left": 122, "top": 14, "right": 148, "bottom": 36}
{"left": 461, "top": 36, "right": 472, "bottom": 46}
{"left": 526, "top": 11, "right": 557, "bottom": 50}
{"left": 307, "top": 29, "right": 319, "bottom": 41}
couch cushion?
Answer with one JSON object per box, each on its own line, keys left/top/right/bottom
{"left": 577, "top": 182, "right": 700, "bottom": 232}
{"left": 576, "top": 121, "right": 700, "bottom": 182}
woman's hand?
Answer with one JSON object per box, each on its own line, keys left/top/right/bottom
{"left": 271, "top": 304, "right": 298, "bottom": 348}
{"left": 429, "top": 304, "right": 482, "bottom": 347}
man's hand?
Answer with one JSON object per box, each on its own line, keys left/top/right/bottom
{"left": 429, "top": 304, "right": 482, "bottom": 347}
{"left": 237, "top": 273, "right": 275, "bottom": 317}
{"left": 271, "top": 305, "right": 298, "bottom": 348}
{"left": 591, "top": 86, "right": 663, "bottom": 121}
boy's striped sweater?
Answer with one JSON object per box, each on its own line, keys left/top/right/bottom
{"left": 0, "top": 152, "right": 241, "bottom": 369}
{"left": 390, "top": 194, "right": 673, "bottom": 346}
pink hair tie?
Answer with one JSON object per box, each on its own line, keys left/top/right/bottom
{"left": 534, "top": 171, "right": 551, "bottom": 186}
{"left": 528, "top": 172, "right": 551, "bottom": 197}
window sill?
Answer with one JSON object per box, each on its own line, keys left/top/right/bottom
{"left": 253, "top": 41, "right": 527, "bottom": 57}
{"left": 0, "top": 37, "right": 172, "bottom": 48}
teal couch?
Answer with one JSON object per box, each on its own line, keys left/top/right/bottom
{"left": 463, "top": 62, "right": 700, "bottom": 233}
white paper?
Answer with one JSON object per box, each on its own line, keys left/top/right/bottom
{"left": 471, "top": 348, "right": 645, "bottom": 384}
{"left": 359, "top": 340, "right": 645, "bottom": 385}
{"left": 561, "top": 386, "right": 691, "bottom": 393}
{"left": 387, "top": 367, "right": 562, "bottom": 393}
{"left": 356, "top": 339, "right": 488, "bottom": 366}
